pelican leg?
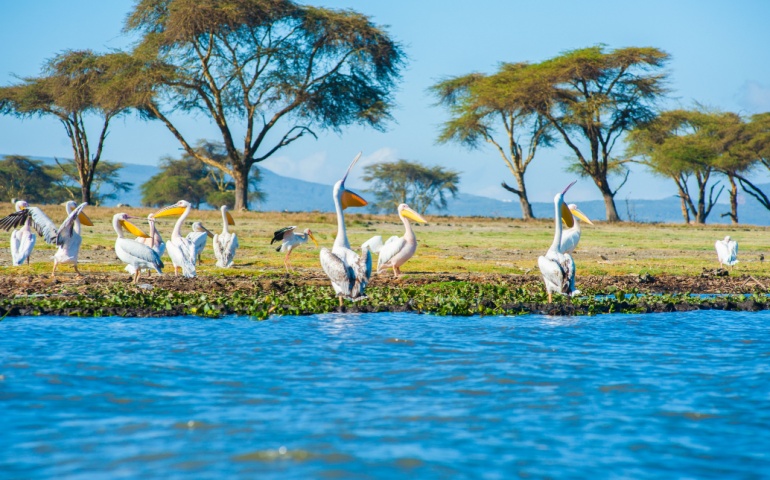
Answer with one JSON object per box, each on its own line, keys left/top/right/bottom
{"left": 133, "top": 270, "right": 141, "bottom": 284}
{"left": 284, "top": 252, "right": 291, "bottom": 273}
{"left": 338, "top": 296, "right": 343, "bottom": 307}
{"left": 547, "top": 292, "right": 553, "bottom": 303}
{"left": 51, "top": 260, "right": 58, "bottom": 278}
{"left": 74, "top": 264, "right": 83, "bottom": 277}
{"left": 174, "top": 266, "right": 179, "bottom": 276}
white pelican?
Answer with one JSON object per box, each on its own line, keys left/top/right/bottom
{"left": 153, "top": 200, "right": 197, "bottom": 277}
{"left": 319, "top": 153, "right": 372, "bottom": 306}
{"left": 538, "top": 182, "right": 580, "bottom": 303}
{"left": 113, "top": 213, "right": 163, "bottom": 283}
{"left": 271, "top": 226, "right": 318, "bottom": 272}
{"left": 186, "top": 221, "right": 214, "bottom": 264}
{"left": 0, "top": 200, "right": 92, "bottom": 277}
{"left": 213, "top": 205, "right": 239, "bottom": 268}
{"left": 9, "top": 200, "right": 36, "bottom": 266}
{"left": 559, "top": 204, "right": 594, "bottom": 254}
{"left": 126, "top": 213, "right": 165, "bottom": 276}
{"left": 715, "top": 236, "right": 738, "bottom": 269}
{"left": 362, "top": 203, "right": 428, "bottom": 277}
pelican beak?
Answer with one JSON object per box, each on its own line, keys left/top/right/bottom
{"left": 341, "top": 189, "right": 368, "bottom": 209}
{"left": 203, "top": 226, "right": 215, "bottom": 238}
{"left": 79, "top": 211, "right": 94, "bottom": 226}
{"left": 153, "top": 205, "right": 187, "bottom": 218}
{"left": 121, "top": 219, "right": 149, "bottom": 238}
{"left": 570, "top": 206, "right": 594, "bottom": 225}
{"left": 401, "top": 206, "right": 428, "bottom": 223}
{"left": 341, "top": 152, "right": 363, "bottom": 185}
{"left": 560, "top": 203, "right": 574, "bottom": 228}
{"left": 226, "top": 211, "right": 235, "bottom": 226}
{"left": 561, "top": 180, "right": 577, "bottom": 196}
{"left": 309, "top": 232, "right": 319, "bottom": 248}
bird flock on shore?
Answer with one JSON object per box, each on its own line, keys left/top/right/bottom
{"left": 0, "top": 153, "right": 742, "bottom": 304}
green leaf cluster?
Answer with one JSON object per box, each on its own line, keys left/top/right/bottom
{"left": 362, "top": 159, "right": 460, "bottom": 214}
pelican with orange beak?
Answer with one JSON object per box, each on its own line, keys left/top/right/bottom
{"left": 538, "top": 181, "right": 581, "bottom": 303}
{"left": 560, "top": 204, "right": 594, "bottom": 254}
{"left": 113, "top": 213, "right": 163, "bottom": 283}
{"left": 152, "top": 200, "right": 196, "bottom": 277}
{"left": 319, "top": 152, "right": 372, "bottom": 305}
{"left": 362, "top": 203, "right": 428, "bottom": 277}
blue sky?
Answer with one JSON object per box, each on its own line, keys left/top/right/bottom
{"left": 1, "top": 0, "right": 769, "bottom": 204}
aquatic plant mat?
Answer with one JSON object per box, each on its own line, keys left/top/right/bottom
{"left": 1, "top": 273, "right": 768, "bottom": 319}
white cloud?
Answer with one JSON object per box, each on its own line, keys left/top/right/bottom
{"left": 736, "top": 81, "right": 770, "bottom": 113}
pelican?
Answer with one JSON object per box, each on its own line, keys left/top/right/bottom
{"left": 186, "top": 221, "right": 214, "bottom": 264}
{"left": 9, "top": 200, "right": 36, "bottom": 266}
{"left": 319, "top": 152, "right": 372, "bottom": 306}
{"left": 538, "top": 182, "right": 580, "bottom": 303}
{"left": 362, "top": 203, "right": 428, "bottom": 277}
{"left": 559, "top": 204, "right": 594, "bottom": 254}
{"left": 0, "top": 200, "right": 92, "bottom": 277}
{"left": 125, "top": 213, "right": 165, "bottom": 276}
{"left": 213, "top": 205, "right": 239, "bottom": 268}
{"left": 715, "top": 236, "right": 738, "bottom": 269}
{"left": 271, "top": 226, "right": 318, "bottom": 272}
{"left": 152, "top": 200, "right": 196, "bottom": 277}
{"left": 113, "top": 213, "right": 163, "bottom": 283}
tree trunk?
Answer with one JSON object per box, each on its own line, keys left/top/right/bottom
{"left": 501, "top": 171, "right": 535, "bottom": 220}
{"left": 81, "top": 183, "right": 92, "bottom": 205}
{"left": 232, "top": 165, "right": 250, "bottom": 211}
{"left": 593, "top": 176, "right": 621, "bottom": 222}
{"left": 728, "top": 175, "right": 739, "bottom": 224}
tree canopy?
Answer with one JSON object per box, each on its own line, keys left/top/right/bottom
{"left": 0, "top": 156, "right": 69, "bottom": 204}
{"left": 431, "top": 62, "right": 555, "bottom": 220}
{"left": 362, "top": 160, "right": 460, "bottom": 214}
{"left": 124, "top": 0, "right": 406, "bottom": 210}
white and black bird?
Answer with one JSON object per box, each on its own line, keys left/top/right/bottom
{"left": 537, "top": 182, "right": 580, "bottom": 303}
{"left": 715, "top": 235, "right": 738, "bottom": 269}
{"left": 152, "top": 200, "right": 196, "bottom": 277}
{"left": 213, "top": 205, "right": 239, "bottom": 268}
{"left": 559, "top": 203, "right": 594, "bottom": 254}
{"left": 362, "top": 203, "right": 427, "bottom": 278}
{"left": 113, "top": 213, "right": 163, "bottom": 283}
{"left": 126, "top": 213, "right": 165, "bottom": 277}
{"left": 8, "top": 200, "right": 36, "bottom": 266}
{"left": 186, "top": 221, "right": 214, "bottom": 264}
{"left": 319, "top": 152, "right": 371, "bottom": 306}
{"left": 0, "top": 200, "right": 92, "bottom": 277}
{"left": 271, "top": 226, "right": 318, "bottom": 272}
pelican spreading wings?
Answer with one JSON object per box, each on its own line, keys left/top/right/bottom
{"left": 538, "top": 182, "right": 580, "bottom": 303}
{"left": 153, "top": 200, "right": 196, "bottom": 277}
{"left": 559, "top": 204, "right": 594, "bottom": 254}
{"left": 0, "top": 201, "right": 92, "bottom": 277}
{"left": 715, "top": 236, "right": 738, "bottom": 269}
{"left": 319, "top": 152, "right": 372, "bottom": 306}
{"left": 186, "top": 221, "right": 214, "bottom": 264}
{"left": 271, "top": 226, "right": 318, "bottom": 272}
{"left": 213, "top": 205, "right": 239, "bottom": 268}
{"left": 8, "top": 200, "right": 36, "bottom": 266}
{"left": 113, "top": 213, "right": 163, "bottom": 283}
{"left": 362, "top": 203, "right": 427, "bottom": 277}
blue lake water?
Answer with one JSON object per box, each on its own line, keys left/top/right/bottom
{"left": 1, "top": 311, "right": 769, "bottom": 479}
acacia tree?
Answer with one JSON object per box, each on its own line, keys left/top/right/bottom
{"left": 0, "top": 50, "right": 152, "bottom": 204}
{"left": 523, "top": 45, "right": 670, "bottom": 222}
{"left": 362, "top": 160, "right": 460, "bottom": 214}
{"left": 731, "top": 113, "right": 770, "bottom": 213}
{"left": 430, "top": 63, "right": 554, "bottom": 220}
{"left": 0, "top": 155, "right": 69, "bottom": 204}
{"left": 627, "top": 109, "right": 725, "bottom": 224}
{"left": 125, "top": 0, "right": 405, "bottom": 210}
{"left": 55, "top": 159, "right": 134, "bottom": 206}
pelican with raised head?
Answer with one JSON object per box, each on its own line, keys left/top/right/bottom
{"left": 113, "top": 213, "right": 164, "bottom": 283}
{"left": 126, "top": 213, "right": 165, "bottom": 276}
{"left": 213, "top": 205, "right": 239, "bottom": 268}
{"left": 186, "top": 221, "right": 214, "bottom": 264}
{"left": 153, "top": 200, "right": 196, "bottom": 277}
{"left": 0, "top": 200, "right": 92, "bottom": 277}
{"left": 271, "top": 226, "right": 318, "bottom": 272}
{"left": 538, "top": 182, "right": 580, "bottom": 303}
{"left": 362, "top": 203, "right": 428, "bottom": 277}
{"left": 9, "top": 200, "right": 36, "bottom": 266}
{"left": 559, "top": 203, "right": 594, "bottom": 254}
{"left": 319, "top": 152, "right": 371, "bottom": 306}
{"left": 715, "top": 236, "right": 738, "bottom": 269}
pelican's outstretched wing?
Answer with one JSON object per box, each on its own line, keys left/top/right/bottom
{"left": 376, "top": 236, "right": 406, "bottom": 269}
{"left": 0, "top": 207, "right": 58, "bottom": 244}
{"left": 362, "top": 235, "right": 384, "bottom": 254}
{"left": 55, "top": 202, "right": 88, "bottom": 247}
{"left": 271, "top": 226, "right": 296, "bottom": 244}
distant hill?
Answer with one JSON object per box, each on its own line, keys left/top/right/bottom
{"left": 6, "top": 156, "right": 770, "bottom": 225}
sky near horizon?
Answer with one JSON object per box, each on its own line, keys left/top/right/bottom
{"left": 1, "top": 0, "right": 769, "bottom": 205}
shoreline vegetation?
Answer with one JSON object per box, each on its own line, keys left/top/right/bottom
{"left": 1, "top": 207, "right": 769, "bottom": 319}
